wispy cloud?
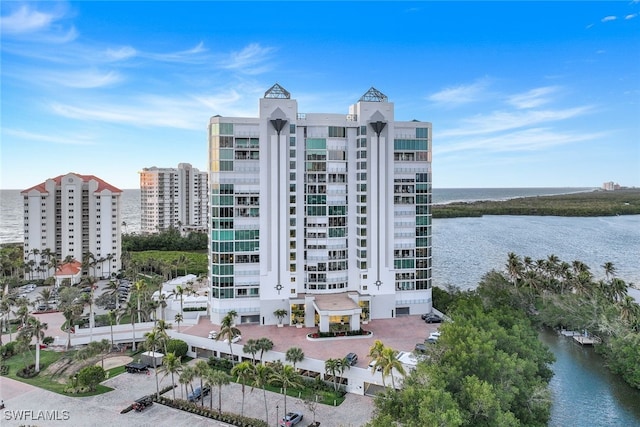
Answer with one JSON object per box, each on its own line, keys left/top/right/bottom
{"left": 506, "top": 86, "right": 560, "bottom": 109}
{"left": 3, "top": 128, "right": 96, "bottom": 146}
{"left": 144, "top": 42, "right": 208, "bottom": 63}
{"left": 105, "top": 46, "right": 138, "bottom": 61}
{"left": 625, "top": 13, "right": 637, "bottom": 20}
{"left": 436, "top": 127, "right": 607, "bottom": 155}
{"left": 42, "top": 69, "right": 123, "bottom": 88}
{"left": 1, "top": 4, "right": 57, "bottom": 34}
{"left": 47, "top": 89, "right": 255, "bottom": 130}
{"left": 428, "top": 78, "right": 491, "bottom": 107}
{"left": 1, "top": 3, "right": 76, "bottom": 43}
{"left": 220, "top": 43, "right": 276, "bottom": 74}
{"left": 439, "top": 105, "right": 593, "bottom": 138}
{"left": 601, "top": 16, "right": 617, "bottom": 22}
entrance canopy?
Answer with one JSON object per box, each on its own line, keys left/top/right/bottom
{"left": 312, "top": 293, "right": 362, "bottom": 333}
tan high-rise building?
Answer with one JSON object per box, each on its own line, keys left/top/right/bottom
{"left": 139, "top": 163, "right": 208, "bottom": 234}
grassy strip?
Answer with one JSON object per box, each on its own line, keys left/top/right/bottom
{"left": 433, "top": 188, "right": 640, "bottom": 218}
{"left": 2, "top": 349, "right": 117, "bottom": 396}
{"left": 263, "top": 382, "right": 346, "bottom": 406}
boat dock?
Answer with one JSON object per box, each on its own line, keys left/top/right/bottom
{"left": 573, "top": 335, "right": 601, "bottom": 346}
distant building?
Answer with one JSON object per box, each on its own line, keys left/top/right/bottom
{"left": 139, "top": 163, "right": 208, "bottom": 234}
{"left": 602, "top": 181, "right": 621, "bottom": 191}
{"left": 21, "top": 173, "right": 122, "bottom": 281}
{"left": 207, "top": 84, "right": 433, "bottom": 330}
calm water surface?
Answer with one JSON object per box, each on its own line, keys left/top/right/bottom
{"left": 539, "top": 329, "right": 640, "bottom": 427}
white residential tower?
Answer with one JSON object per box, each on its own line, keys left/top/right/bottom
{"left": 208, "top": 85, "right": 432, "bottom": 332}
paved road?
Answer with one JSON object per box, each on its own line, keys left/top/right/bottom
{"left": 0, "top": 361, "right": 374, "bottom": 427}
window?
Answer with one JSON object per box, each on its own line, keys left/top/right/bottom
{"left": 416, "top": 127, "right": 429, "bottom": 138}
{"left": 328, "top": 126, "right": 346, "bottom": 138}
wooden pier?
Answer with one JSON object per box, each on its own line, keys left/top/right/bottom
{"left": 573, "top": 335, "right": 601, "bottom": 346}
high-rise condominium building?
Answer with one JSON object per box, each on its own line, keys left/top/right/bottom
{"left": 139, "top": 163, "right": 208, "bottom": 234}
{"left": 21, "top": 172, "right": 122, "bottom": 280}
{"left": 208, "top": 85, "right": 432, "bottom": 332}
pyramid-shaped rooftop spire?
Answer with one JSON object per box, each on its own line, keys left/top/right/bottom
{"left": 264, "top": 83, "right": 291, "bottom": 99}
{"left": 359, "top": 87, "right": 387, "bottom": 102}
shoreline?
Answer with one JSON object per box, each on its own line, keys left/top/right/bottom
{"left": 432, "top": 188, "right": 640, "bottom": 218}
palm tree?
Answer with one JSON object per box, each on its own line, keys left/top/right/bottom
{"left": 170, "top": 284, "right": 188, "bottom": 318}
{"left": 231, "top": 361, "right": 253, "bottom": 416}
{"left": 285, "top": 346, "right": 305, "bottom": 370}
{"left": 154, "top": 319, "right": 172, "bottom": 353}
{"left": 107, "top": 310, "right": 118, "bottom": 349}
{"left": 270, "top": 364, "right": 303, "bottom": 417}
{"left": 174, "top": 313, "right": 183, "bottom": 333}
{"left": 368, "top": 339, "right": 385, "bottom": 373}
{"left": 179, "top": 365, "right": 195, "bottom": 400}
{"left": 159, "top": 352, "right": 182, "bottom": 400}
{"left": 134, "top": 279, "right": 147, "bottom": 324}
{"left": 602, "top": 261, "right": 616, "bottom": 281}
{"left": 194, "top": 359, "right": 210, "bottom": 407}
{"left": 324, "top": 358, "right": 342, "bottom": 392}
{"left": 23, "top": 316, "right": 47, "bottom": 372}
{"left": 251, "top": 363, "right": 272, "bottom": 423}
{"left": 506, "top": 252, "right": 523, "bottom": 286}
{"left": 207, "top": 369, "right": 231, "bottom": 414}
{"left": 255, "top": 337, "right": 274, "bottom": 365}
{"left": 144, "top": 330, "right": 163, "bottom": 399}
{"left": 122, "top": 301, "right": 141, "bottom": 351}
{"left": 37, "top": 288, "right": 52, "bottom": 311}
{"left": 379, "top": 346, "right": 406, "bottom": 390}
{"left": 216, "top": 313, "right": 241, "bottom": 363}
{"left": 243, "top": 339, "right": 259, "bottom": 364}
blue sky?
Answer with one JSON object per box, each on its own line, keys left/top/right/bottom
{"left": 1, "top": 1, "right": 639, "bottom": 190}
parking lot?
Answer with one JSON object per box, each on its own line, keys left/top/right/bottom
{"left": 1, "top": 359, "right": 374, "bottom": 427}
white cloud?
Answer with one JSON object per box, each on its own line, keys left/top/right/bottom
{"left": 506, "top": 86, "right": 560, "bottom": 109}
{"left": 625, "top": 14, "right": 637, "bottom": 20}
{"left": 42, "top": 69, "right": 123, "bottom": 88}
{"left": 436, "top": 127, "right": 607, "bottom": 155}
{"left": 601, "top": 16, "right": 617, "bottom": 22}
{"left": 221, "top": 43, "right": 276, "bottom": 74}
{"left": 3, "top": 128, "right": 96, "bottom": 145}
{"left": 1, "top": 5, "right": 56, "bottom": 34}
{"left": 428, "top": 78, "right": 491, "bottom": 107}
{"left": 105, "top": 46, "right": 138, "bottom": 61}
{"left": 438, "top": 105, "right": 594, "bottom": 138}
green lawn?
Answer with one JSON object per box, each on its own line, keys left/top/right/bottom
{"left": 2, "top": 349, "right": 116, "bottom": 396}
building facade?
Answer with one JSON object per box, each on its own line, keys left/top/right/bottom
{"left": 21, "top": 173, "right": 122, "bottom": 281}
{"left": 208, "top": 85, "right": 432, "bottom": 331}
{"left": 139, "top": 163, "right": 208, "bottom": 234}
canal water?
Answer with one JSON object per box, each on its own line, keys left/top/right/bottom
{"left": 539, "top": 329, "right": 640, "bottom": 426}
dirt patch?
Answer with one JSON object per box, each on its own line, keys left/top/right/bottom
{"left": 99, "top": 355, "right": 133, "bottom": 370}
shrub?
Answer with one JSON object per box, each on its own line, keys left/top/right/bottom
{"left": 1, "top": 342, "right": 17, "bottom": 359}
{"left": 77, "top": 365, "right": 106, "bottom": 391}
{"left": 166, "top": 339, "right": 188, "bottom": 358}
{"left": 43, "top": 336, "right": 54, "bottom": 345}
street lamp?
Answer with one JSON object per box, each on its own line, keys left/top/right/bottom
{"left": 276, "top": 405, "right": 279, "bottom": 427}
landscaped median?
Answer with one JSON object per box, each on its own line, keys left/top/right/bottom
{"left": 151, "top": 395, "right": 268, "bottom": 427}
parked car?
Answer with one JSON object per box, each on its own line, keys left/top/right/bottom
{"left": 223, "top": 334, "right": 241, "bottom": 344}
{"left": 36, "top": 304, "right": 48, "bottom": 311}
{"left": 188, "top": 386, "right": 211, "bottom": 402}
{"left": 415, "top": 343, "right": 427, "bottom": 353}
{"left": 368, "top": 359, "right": 382, "bottom": 372}
{"left": 132, "top": 396, "right": 153, "bottom": 412}
{"left": 208, "top": 330, "right": 218, "bottom": 339}
{"left": 426, "top": 331, "right": 441, "bottom": 343}
{"left": 345, "top": 352, "right": 358, "bottom": 366}
{"left": 422, "top": 313, "right": 443, "bottom": 323}
{"left": 280, "top": 411, "right": 303, "bottom": 427}
{"left": 125, "top": 362, "right": 149, "bottom": 374}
